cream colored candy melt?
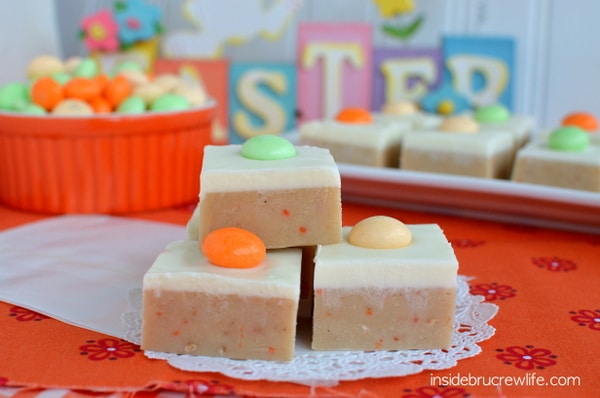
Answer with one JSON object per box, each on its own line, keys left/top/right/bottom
{"left": 51, "top": 99, "right": 94, "bottom": 115}
{"left": 153, "top": 74, "right": 182, "bottom": 92}
{"left": 118, "top": 70, "right": 150, "bottom": 87}
{"left": 348, "top": 216, "right": 412, "bottom": 249}
{"left": 133, "top": 82, "right": 166, "bottom": 105}
{"left": 173, "top": 84, "right": 207, "bottom": 106}
{"left": 27, "top": 55, "right": 65, "bottom": 81}
{"left": 439, "top": 115, "right": 479, "bottom": 133}
{"left": 381, "top": 100, "right": 418, "bottom": 116}
{"left": 64, "top": 57, "right": 83, "bottom": 74}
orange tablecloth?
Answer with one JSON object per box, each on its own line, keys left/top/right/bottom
{"left": 0, "top": 201, "right": 598, "bottom": 398}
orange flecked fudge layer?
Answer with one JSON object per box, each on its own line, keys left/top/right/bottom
{"left": 142, "top": 291, "right": 298, "bottom": 361}
{"left": 402, "top": 149, "right": 512, "bottom": 179}
{"left": 511, "top": 143, "right": 600, "bottom": 192}
{"left": 198, "top": 188, "right": 342, "bottom": 249}
{"left": 312, "top": 287, "right": 456, "bottom": 351}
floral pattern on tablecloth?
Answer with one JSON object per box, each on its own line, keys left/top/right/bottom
{"left": 469, "top": 282, "right": 517, "bottom": 301}
{"left": 79, "top": 338, "right": 141, "bottom": 361}
{"left": 496, "top": 345, "right": 558, "bottom": 370}
{"left": 8, "top": 306, "right": 49, "bottom": 322}
{"left": 569, "top": 309, "right": 600, "bottom": 331}
{"left": 0, "top": 202, "right": 599, "bottom": 397}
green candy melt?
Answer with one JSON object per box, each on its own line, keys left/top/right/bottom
{"left": 0, "top": 82, "right": 30, "bottom": 111}
{"left": 18, "top": 103, "right": 46, "bottom": 115}
{"left": 113, "top": 60, "right": 143, "bottom": 74}
{"left": 241, "top": 135, "right": 296, "bottom": 160}
{"left": 74, "top": 58, "right": 98, "bottom": 78}
{"left": 151, "top": 94, "right": 190, "bottom": 112}
{"left": 116, "top": 96, "right": 146, "bottom": 114}
{"left": 474, "top": 104, "right": 510, "bottom": 123}
{"left": 51, "top": 72, "right": 71, "bottom": 85}
{"left": 548, "top": 126, "right": 589, "bottom": 152}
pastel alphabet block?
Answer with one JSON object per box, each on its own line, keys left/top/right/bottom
{"left": 372, "top": 48, "right": 442, "bottom": 112}
{"left": 297, "top": 23, "right": 372, "bottom": 123}
{"left": 229, "top": 62, "right": 297, "bottom": 144}
{"left": 442, "top": 35, "right": 515, "bottom": 110}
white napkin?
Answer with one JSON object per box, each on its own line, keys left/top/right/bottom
{"left": 0, "top": 215, "right": 185, "bottom": 339}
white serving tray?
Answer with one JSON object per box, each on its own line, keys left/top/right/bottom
{"left": 337, "top": 163, "right": 600, "bottom": 234}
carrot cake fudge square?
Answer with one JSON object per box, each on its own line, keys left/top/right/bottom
{"left": 475, "top": 104, "right": 534, "bottom": 149}
{"left": 312, "top": 216, "right": 459, "bottom": 351}
{"left": 198, "top": 135, "right": 342, "bottom": 249}
{"left": 401, "top": 114, "right": 514, "bottom": 179}
{"left": 141, "top": 239, "right": 302, "bottom": 361}
{"left": 511, "top": 126, "right": 600, "bottom": 192}
{"left": 299, "top": 107, "right": 410, "bottom": 168}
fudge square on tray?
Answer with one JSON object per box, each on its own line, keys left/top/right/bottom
{"left": 312, "top": 218, "right": 459, "bottom": 351}
{"left": 401, "top": 115, "right": 514, "bottom": 179}
{"left": 141, "top": 240, "right": 302, "bottom": 361}
{"left": 299, "top": 107, "right": 410, "bottom": 168}
{"left": 511, "top": 125, "right": 600, "bottom": 192}
{"left": 197, "top": 136, "right": 342, "bottom": 249}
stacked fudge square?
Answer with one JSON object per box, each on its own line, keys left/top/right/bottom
{"left": 141, "top": 135, "right": 459, "bottom": 361}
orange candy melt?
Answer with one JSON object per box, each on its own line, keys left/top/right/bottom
{"left": 201, "top": 227, "right": 266, "bottom": 269}
{"left": 31, "top": 77, "right": 64, "bottom": 111}
{"left": 64, "top": 77, "right": 102, "bottom": 102}
{"left": 89, "top": 96, "right": 112, "bottom": 113}
{"left": 335, "top": 107, "right": 373, "bottom": 124}
{"left": 562, "top": 112, "right": 598, "bottom": 132}
{"left": 104, "top": 75, "right": 133, "bottom": 108}
{"left": 94, "top": 73, "right": 110, "bottom": 90}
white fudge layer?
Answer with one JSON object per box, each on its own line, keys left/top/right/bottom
{"left": 402, "top": 129, "right": 514, "bottom": 156}
{"left": 479, "top": 115, "right": 534, "bottom": 144}
{"left": 479, "top": 115, "right": 533, "bottom": 137}
{"left": 200, "top": 145, "right": 340, "bottom": 194}
{"left": 299, "top": 119, "right": 410, "bottom": 148}
{"left": 144, "top": 240, "right": 302, "bottom": 299}
{"left": 314, "top": 224, "right": 458, "bottom": 289}
{"left": 513, "top": 141, "right": 600, "bottom": 165}
{"left": 374, "top": 112, "right": 442, "bottom": 131}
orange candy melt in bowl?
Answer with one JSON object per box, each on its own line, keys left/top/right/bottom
{"left": 0, "top": 101, "right": 216, "bottom": 214}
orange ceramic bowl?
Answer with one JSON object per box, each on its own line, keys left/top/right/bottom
{"left": 0, "top": 101, "right": 216, "bottom": 214}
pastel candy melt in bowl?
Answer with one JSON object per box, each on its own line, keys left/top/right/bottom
{"left": 0, "top": 101, "right": 216, "bottom": 214}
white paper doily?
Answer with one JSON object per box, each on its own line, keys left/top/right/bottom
{"left": 122, "top": 275, "right": 497, "bottom": 387}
